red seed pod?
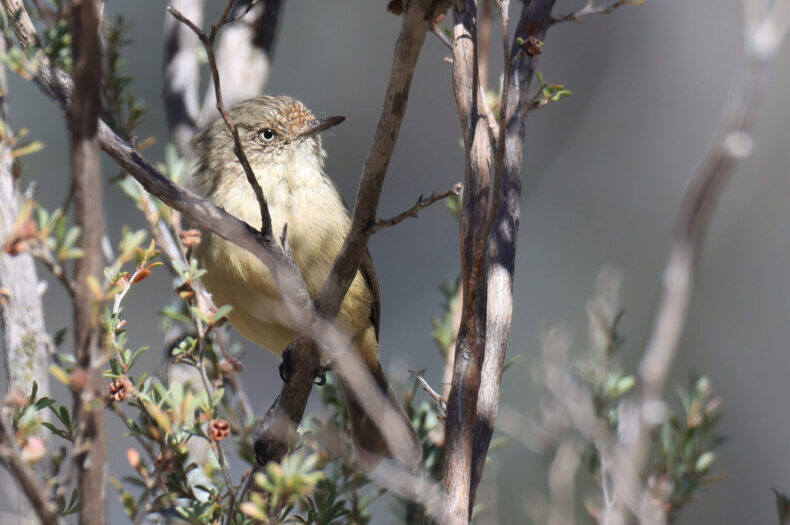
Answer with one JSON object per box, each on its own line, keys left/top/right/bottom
{"left": 522, "top": 36, "right": 544, "bottom": 57}
{"left": 209, "top": 419, "right": 231, "bottom": 441}
{"left": 109, "top": 376, "right": 134, "bottom": 402}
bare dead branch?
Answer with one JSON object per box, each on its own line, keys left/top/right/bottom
{"left": 470, "top": 0, "right": 557, "bottom": 509}
{"left": 412, "top": 370, "right": 447, "bottom": 417}
{"left": 68, "top": 2, "right": 108, "bottom": 524}
{"left": 167, "top": 2, "right": 273, "bottom": 238}
{"left": 0, "top": 412, "right": 61, "bottom": 525}
{"left": 551, "top": 0, "right": 641, "bottom": 26}
{"left": 443, "top": 0, "right": 492, "bottom": 521}
{"left": 372, "top": 182, "right": 462, "bottom": 232}
{"left": 162, "top": 0, "right": 205, "bottom": 156}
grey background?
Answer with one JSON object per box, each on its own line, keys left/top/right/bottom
{"left": 2, "top": 0, "right": 790, "bottom": 523}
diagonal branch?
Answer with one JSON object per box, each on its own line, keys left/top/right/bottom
{"left": 197, "top": 0, "right": 284, "bottom": 126}
{"left": 551, "top": 0, "right": 641, "bottom": 25}
{"left": 167, "top": 1, "right": 272, "bottom": 237}
{"left": 257, "top": 0, "right": 453, "bottom": 468}
{"left": 590, "top": 1, "right": 790, "bottom": 522}
{"left": 313, "top": 0, "right": 449, "bottom": 319}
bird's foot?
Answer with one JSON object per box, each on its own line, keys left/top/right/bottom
{"left": 278, "top": 348, "right": 332, "bottom": 386}
{"left": 313, "top": 361, "right": 334, "bottom": 386}
{"left": 278, "top": 347, "right": 294, "bottom": 383}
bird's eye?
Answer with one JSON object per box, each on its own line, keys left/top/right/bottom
{"left": 260, "top": 128, "right": 276, "bottom": 142}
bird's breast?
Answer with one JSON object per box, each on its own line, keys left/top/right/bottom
{"left": 194, "top": 159, "right": 352, "bottom": 353}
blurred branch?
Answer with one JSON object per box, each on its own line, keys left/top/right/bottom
{"left": 443, "top": 1, "right": 491, "bottom": 522}
{"left": 630, "top": 0, "right": 790, "bottom": 486}
{"left": 197, "top": 0, "right": 284, "bottom": 126}
{"left": 372, "top": 182, "right": 462, "bottom": 232}
{"left": 0, "top": 412, "right": 62, "bottom": 525}
{"left": 68, "top": 1, "right": 108, "bottom": 524}
{"left": 0, "top": 36, "right": 50, "bottom": 421}
{"left": 598, "top": 1, "right": 790, "bottom": 522}
{"left": 0, "top": 35, "right": 50, "bottom": 524}
{"left": 551, "top": 0, "right": 641, "bottom": 26}
{"left": 162, "top": 0, "right": 205, "bottom": 156}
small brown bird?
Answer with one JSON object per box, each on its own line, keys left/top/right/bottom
{"left": 189, "top": 95, "right": 420, "bottom": 466}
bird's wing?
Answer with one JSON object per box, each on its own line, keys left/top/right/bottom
{"left": 360, "top": 248, "right": 381, "bottom": 340}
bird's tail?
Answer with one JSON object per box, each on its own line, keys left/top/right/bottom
{"left": 338, "top": 362, "right": 422, "bottom": 469}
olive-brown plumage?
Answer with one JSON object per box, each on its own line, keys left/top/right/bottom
{"left": 189, "top": 95, "right": 420, "bottom": 466}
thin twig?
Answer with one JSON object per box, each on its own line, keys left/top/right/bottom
{"left": 411, "top": 370, "right": 447, "bottom": 418}
{"left": 212, "top": 440, "right": 237, "bottom": 525}
{"left": 28, "top": 245, "right": 76, "bottom": 298}
{"left": 0, "top": 411, "right": 62, "bottom": 525}
{"left": 167, "top": 3, "right": 272, "bottom": 238}
{"left": 551, "top": 0, "right": 641, "bottom": 26}
{"left": 372, "top": 182, "right": 462, "bottom": 232}
{"left": 197, "top": 0, "right": 281, "bottom": 124}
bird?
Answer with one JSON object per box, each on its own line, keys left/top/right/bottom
{"left": 189, "top": 95, "right": 421, "bottom": 467}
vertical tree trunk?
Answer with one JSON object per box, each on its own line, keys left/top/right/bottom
{"left": 69, "top": 2, "right": 108, "bottom": 524}
{"left": 0, "top": 34, "right": 50, "bottom": 525}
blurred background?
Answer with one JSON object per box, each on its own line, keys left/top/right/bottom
{"left": 2, "top": 0, "right": 790, "bottom": 523}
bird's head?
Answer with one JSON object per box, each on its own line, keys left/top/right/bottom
{"left": 191, "top": 95, "right": 345, "bottom": 195}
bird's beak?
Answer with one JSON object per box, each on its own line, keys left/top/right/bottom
{"left": 298, "top": 116, "right": 346, "bottom": 138}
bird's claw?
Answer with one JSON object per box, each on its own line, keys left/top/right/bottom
{"left": 313, "top": 362, "right": 332, "bottom": 386}
{"left": 278, "top": 348, "right": 293, "bottom": 383}
{"left": 278, "top": 349, "right": 331, "bottom": 386}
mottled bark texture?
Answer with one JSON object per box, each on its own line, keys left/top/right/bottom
{"left": 471, "top": 0, "right": 556, "bottom": 506}
{"left": 0, "top": 34, "right": 50, "bottom": 525}
{"left": 442, "top": 1, "right": 490, "bottom": 522}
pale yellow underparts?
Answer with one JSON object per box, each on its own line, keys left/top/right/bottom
{"left": 191, "top": 106, "right": 377, "bottom": 366}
